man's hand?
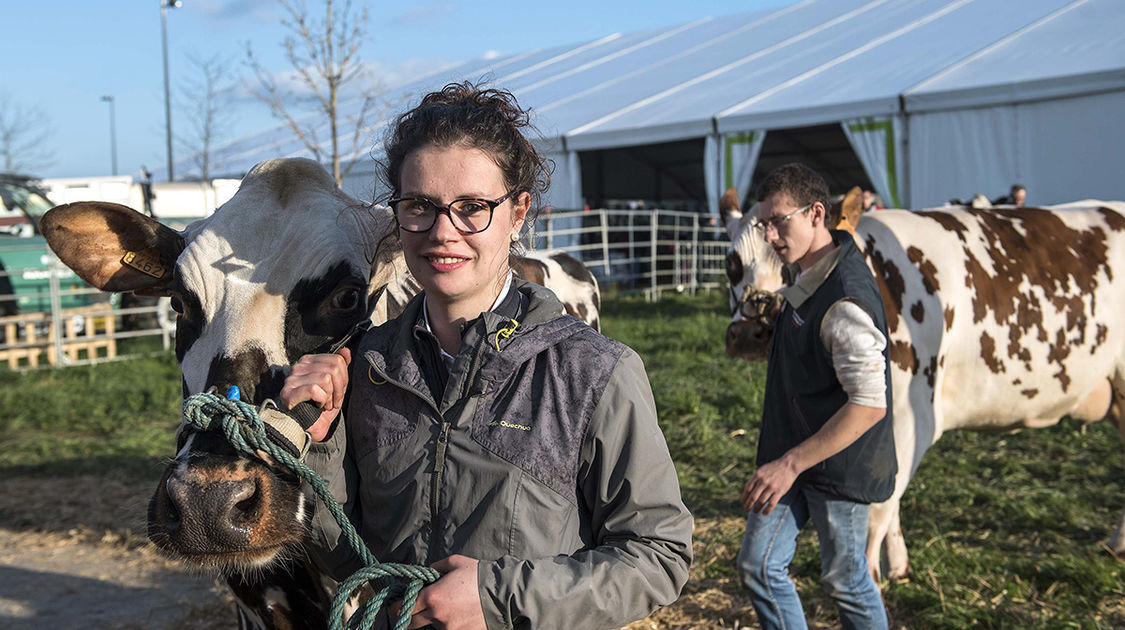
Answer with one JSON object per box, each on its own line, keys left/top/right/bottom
{"left": 741, "top": 455, "right": 800, "bottom": 515}
{"left": 741, "top": 402, "right": 886, "bottom": 515}
{"left": 278, "top": 347, "right": 351, "bottom": 442}
{"left": 400, "top": 555, "right": 486, "bottom": 630}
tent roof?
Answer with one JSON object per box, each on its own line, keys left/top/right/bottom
{"left": 165, "top": 0, "right": 1122, "bottom": 180}
{"left": 903, "top": 0, "right": 1125, "bottom": 111}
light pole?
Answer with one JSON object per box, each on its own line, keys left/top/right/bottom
{"left": 100, "top": 95, "right": 118, "bottom": 176}
{"left": 160, "top": 0, "right": 182, "bottom": 181}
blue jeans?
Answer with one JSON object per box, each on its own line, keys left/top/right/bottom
{"left": 736, "top": 485, "right": 888, "bottom": 630}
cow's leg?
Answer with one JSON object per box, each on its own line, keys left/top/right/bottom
{"left": 866, "top": 499, "right": 890, "bottom": 581}
{"left": 882, "top": 500, "right": 908, "bottom": 578}
{"left": 1106, "top": 369, "right": 1125, "bottom": 556}
{"left": 868, "top": 486, "right": 910, "bottom": 582}
{"left": 869, "top": 370, "right": 937, "bottom": 582}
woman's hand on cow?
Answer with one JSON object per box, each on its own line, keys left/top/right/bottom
{"left": 399, "top": 554, "right": 486, "bottom": 630}
{"left": 741, "top": 455, "right": 800, "bottom": 515}
{"left": 279, "top": 347, "right": 351, "bottom": 442}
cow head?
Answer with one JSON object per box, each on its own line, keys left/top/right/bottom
{"left": 41, "top": 158, "right": 396, "bottom": 572}
{"left": 721, "top": 186, "right": 862, "bottom": 361}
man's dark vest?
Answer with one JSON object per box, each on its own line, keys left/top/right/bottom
{"left": 757, "top": 231, "right": 897, "bottom": 504}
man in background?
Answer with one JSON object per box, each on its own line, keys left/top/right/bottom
{"left": 994, "top": 183, "right": 1026, "bottom": 207}
{"left": 736, "top": 163, "right": 896, "bottom": 630}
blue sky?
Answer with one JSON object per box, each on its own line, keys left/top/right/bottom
{"left": 6, "top": 0, "right": 790, "bottom": 180}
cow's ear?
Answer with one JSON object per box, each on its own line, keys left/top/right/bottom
{"left": 719, "top": 187, "right": 743, "bottom": 239}
{"left": 835, "top": 187, "right": 863, "bottom": 235}
{"left": 40, "top": 202, "right": 184, "bottom": 293}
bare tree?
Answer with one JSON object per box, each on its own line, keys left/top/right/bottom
{"left": 246, "top": 0, "right": 384, "bottom": 186}
{"left": 0, "top": 94, "right": 54, "bottom": 174}
{"left": 178, "top": 55, "right": 238, "bottom": 181}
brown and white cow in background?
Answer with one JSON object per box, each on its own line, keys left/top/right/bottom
{"left": 721, "top": 186, "right": 1125, "bottom": 581}
{"left": 39, "top": 157, "right": 600, "bottom": 629}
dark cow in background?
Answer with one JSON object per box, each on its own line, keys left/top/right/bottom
{"left": 721, "top": 187, "right": 1125, "bottom": 581}
{"left": 40, "top": 158, "right": 600, "bottom": 629}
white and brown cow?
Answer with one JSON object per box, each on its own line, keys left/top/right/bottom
{"left": 39, "top": 157, "right": 600, "bottom": 629}
{"left": 721, "top": 186, "right": 1125, "bottom": 581}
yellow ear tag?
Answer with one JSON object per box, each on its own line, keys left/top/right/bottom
{"left": 122, "top": 250, "right": 168, "bottom": 279}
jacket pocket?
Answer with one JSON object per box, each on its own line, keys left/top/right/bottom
{"left": 349, "top": 378, "right": 422, "bottom": 460}
{"left": 507, "top": 470, "right": 580, "bottom": 558}
{"left": 789, "top": 396, "right": 826, "bottom": 472}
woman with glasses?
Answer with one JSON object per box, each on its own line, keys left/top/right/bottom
{"left": 280, "top": 82, "right": 692, "bottom": 630}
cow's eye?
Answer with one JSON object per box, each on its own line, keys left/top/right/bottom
{"left": 331, "top": 287, "right": 362, "bottom": 311}
{"left": 170, "top": 296, "right": 184, "bottom": 314}
{"left": 725, "top": 251, "right": 744, "bottom": 285}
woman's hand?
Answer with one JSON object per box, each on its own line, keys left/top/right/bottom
{"left": 278, "top": 347, "right": 351, "bottom": 442}
{"left": 402, "top": 555, "right": 486, "bottom": 630}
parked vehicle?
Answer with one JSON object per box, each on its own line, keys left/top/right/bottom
{"left": 0, "top": 174, "right": 99, "bottom": 315}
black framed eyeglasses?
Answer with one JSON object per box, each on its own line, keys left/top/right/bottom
{"left": 389, "top": 190, "right": 518, "bottom": 234}
{"left": 752, "top": 203, "right": 813, "bottom": 233}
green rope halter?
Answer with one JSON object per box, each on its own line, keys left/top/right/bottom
{"left": 181, "top": 392, "right": 440, "bottom": 630}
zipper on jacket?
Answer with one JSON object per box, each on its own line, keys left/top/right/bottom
{"left": 367, "top": 354, "right": 452, "bottom": 561}
{"left": 429, "top": 420, "right": 451, "bottom": 560}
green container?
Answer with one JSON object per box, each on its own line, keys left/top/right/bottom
{"left": 0, "top": 175, "right": 102, "bottom": 315}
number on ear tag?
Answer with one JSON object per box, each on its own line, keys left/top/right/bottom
{"left": 122, "top": 250, "right": 167, "bottom": 279}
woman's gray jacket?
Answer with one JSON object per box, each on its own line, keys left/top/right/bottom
{"left": 306, "top": 278, "right": 693, "bottom": 629}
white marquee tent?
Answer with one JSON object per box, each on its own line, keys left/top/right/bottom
{"left": 161, "top": 0, "right": 1125, "bottom": 211}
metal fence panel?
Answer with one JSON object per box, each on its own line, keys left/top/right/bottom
{"left": 0, "top": 208, "right": 730, "bottom": 368}
{"left": 0, "top": 247, "right": 174, "bottom": 369}
{"left": 530, "top": 208, "right": 729, "bottom": 299}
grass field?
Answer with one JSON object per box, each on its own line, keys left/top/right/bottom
{"left": 2, "top": 292, "right": 1125, "bottom": 628}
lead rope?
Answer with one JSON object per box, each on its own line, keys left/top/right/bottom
{"left": 181, "top": 392, "right": 440, "bottom": 630}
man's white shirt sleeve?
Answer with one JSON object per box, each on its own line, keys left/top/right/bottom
{"left": 820, "top": 299, "right": 887, "bottom": 408}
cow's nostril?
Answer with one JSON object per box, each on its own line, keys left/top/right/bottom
{"left": 165, "top": 473, "right": 189, "bottom": 515}
{"left": 227, "top": 479, "right": 261, "bottom": 526}
{"left": 163, "top": 495, "right": 182, "bottom": 532}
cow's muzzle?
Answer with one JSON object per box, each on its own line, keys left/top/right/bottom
{"left": 726, "top": 319, "right": 772, "bottom": 361}
{"left": 726, "top": 288, "right": 780, "bottom": 361}
{"left": 147, "top": 432, "right": 305, "bottom": 571}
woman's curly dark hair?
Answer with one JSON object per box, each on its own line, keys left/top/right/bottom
{"left": 378, "top": 81, "right": 552, "bottom": 214}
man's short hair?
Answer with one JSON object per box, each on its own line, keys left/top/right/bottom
{"left": 756, "top": 163, "right": 831, "bottom": 216}
{"left": 1010, "top": 183, "right": 1026, "bottom": 194}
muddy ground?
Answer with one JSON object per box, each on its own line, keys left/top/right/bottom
{"left": 0, "top": 475, "right": 234, "bottom": 629}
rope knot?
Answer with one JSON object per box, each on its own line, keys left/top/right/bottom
{"left": 180, "top": 391, "right": 439, "bottom": 630}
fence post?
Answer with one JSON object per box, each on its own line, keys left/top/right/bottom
{"left": 159, "top": 297, "right": 172, "bottom": 351}
{"left": 545, "top": 213, "right": 553, "bottom": 250}
{"left": 47, "top": 256, "right": 67, "bottom": 365}
{"left": 691, "top": 214, "right": 699, "bottom": 294}
{"left": 649, "top": 211, "right": 658, "bottom": 300}
{"left": 628, "top": 211, "right": 635, "bottom": 289}
{"left": 600, "top": 209, "right": 610, "bottom": 279}
{"left": 673, "top": 216, "right": 681, "bottom": 290}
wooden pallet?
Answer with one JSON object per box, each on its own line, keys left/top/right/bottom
{"left": 0, "top": 304, "right": 117, "bottom": 368}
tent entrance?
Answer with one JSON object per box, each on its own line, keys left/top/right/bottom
{"left": 579, "top": 138, "right": 706, "bottom": 212}
{"left": 750, "top": 123, "right": 875, "bottom": 203}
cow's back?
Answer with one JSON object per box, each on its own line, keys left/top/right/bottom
{"left": 856, "top": 204, "right": 1125, "bottom": 441}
